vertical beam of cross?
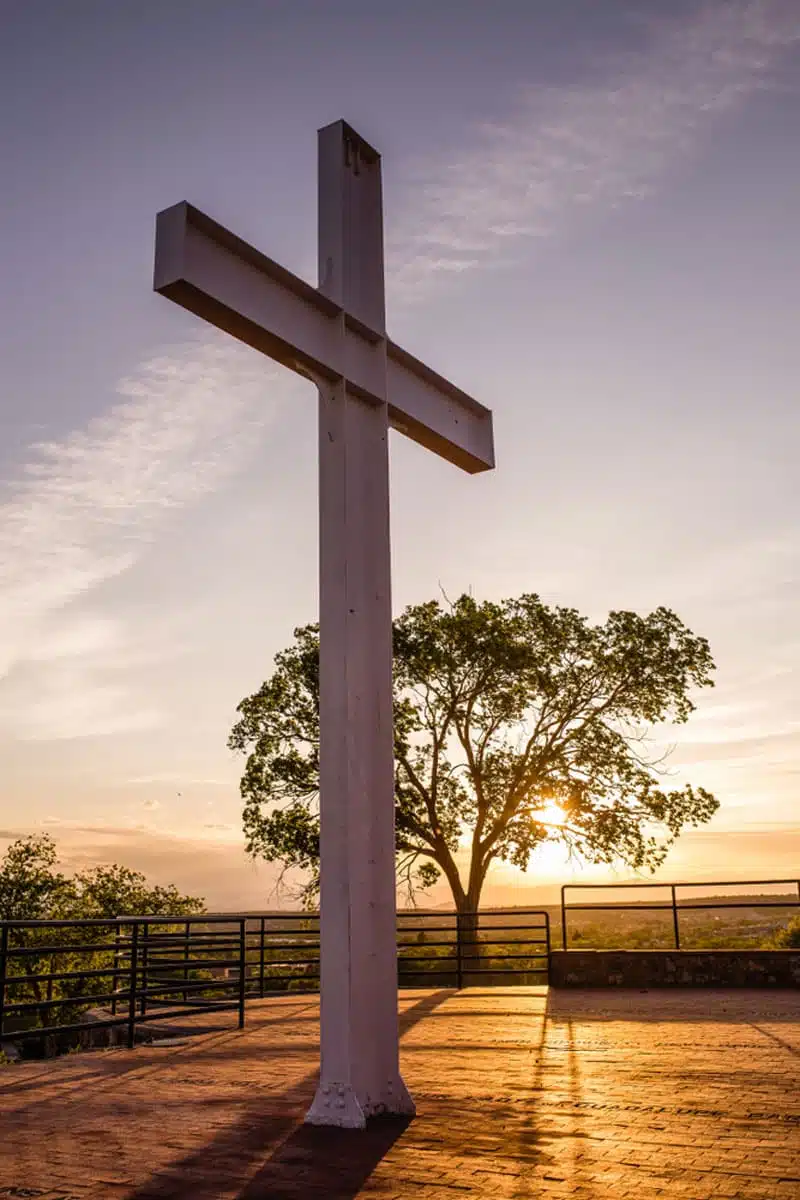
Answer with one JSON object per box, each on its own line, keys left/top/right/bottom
{"left": 306, "top": 123, "right": 414, "bottom": 1127}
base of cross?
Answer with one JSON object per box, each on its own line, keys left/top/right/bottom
{"left": 305, "top": 1076, "right": 416, "bottom": 1129}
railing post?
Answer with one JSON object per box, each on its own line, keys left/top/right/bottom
{"left": 238, "top": 918, "right": 247, "bottom": 1029}
{"left": 259, "top": 916, "right": 265, "bottom": 999}
{"left": 127, "top": 922, "right": 139, "bottom": 1050}
{"left": 46, "top": 952, "right": 55, "bottom": 1005}
{"left": 183, "top": 919, "right": 190, "bottom": 1004}
{"left": 543, "top": 910, "right": 551, "bottom": 979}
{"left": 561, "top": 886, "right": 568, "bottom": 950}
{"left": 455, "top": 912, "right": 463, "bottom": 990}
{"left": 671, "top": 885, "right": 681, "bottom": 949}
{"left": 140, "top": 921, "right": 148, "bottom": 1016}
{"left": 0, "top": 924, "right": 8, "bottom": 1040}
{"left": 111, "top": 925, "right": 121, "bottom": 1016}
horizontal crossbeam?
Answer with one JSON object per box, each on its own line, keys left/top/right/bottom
{"left": 154, "top": 202, "right": 494, "bottom": 474}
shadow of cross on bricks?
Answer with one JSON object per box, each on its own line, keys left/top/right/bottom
{"left": 1, "top": 987, "right": 800, "bottom": 1199}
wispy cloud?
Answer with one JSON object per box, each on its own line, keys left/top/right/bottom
{"left": 389, "top": 0, "right": 800, "bottom": 300}
{"left": 0, "top": 336, "right": 292, "bottom": 737}
{"left": 124, "top": 773, "right": 232, "bottom": 787}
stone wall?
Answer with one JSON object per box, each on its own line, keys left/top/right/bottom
{"left": 549, "top": 949, "right": 800, "bottom": 988}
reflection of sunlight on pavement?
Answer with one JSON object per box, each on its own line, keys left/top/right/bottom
{"left": 565, "top": 1017, "right": 589, "bottom": 1189}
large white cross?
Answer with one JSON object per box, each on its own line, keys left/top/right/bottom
{"left": 153, "top": 120, "right": 494, "bottom": 1128}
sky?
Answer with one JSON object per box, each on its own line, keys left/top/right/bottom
{"left": 1, "top": 0, "right": 798, "bottom": 910}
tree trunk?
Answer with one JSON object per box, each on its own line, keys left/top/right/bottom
{"left": 455, "top": 889, "right": 483, "bottom": 985}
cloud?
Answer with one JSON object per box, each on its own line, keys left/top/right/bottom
{"left": 671, "top": 729, "right": 800, "bottom": 765}
{"left": 0, "top": 334, "right": 295, "bottom": 738}
{"left": 124, "top": 773, "right": 232, "bottom": 787}
{"left": 142, "top": 798, "right": 161, "bottom": 811}
{"left": 388, "top": 0, "right": 800, "bottom": 300}
{"left": 0, "top": 336, "right": 280, "bottom": 677}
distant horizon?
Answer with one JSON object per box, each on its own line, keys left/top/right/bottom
{"left": 3, "top": 818, "right": 798, "bottom": 914}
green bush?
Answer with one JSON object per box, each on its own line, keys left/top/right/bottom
{"left": 767, "top": 915, "right": 800, "bottom": 949}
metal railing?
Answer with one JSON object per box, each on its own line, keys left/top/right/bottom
{"left": 397, "top": 908, "right": 549, "bottom": 990}
{"left": 0, "top": 915, "right": 246, "bottom": 1052}
{"left": 0, "top": 907, "right": 549, "bottom": 1052}
{"left": 560, "top": 878, "right": 800, "bottom": 950}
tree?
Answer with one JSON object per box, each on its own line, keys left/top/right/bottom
{"left": 230, "top": 593, "right": 719, "bottom": 913}
{"left": 0, "top": 836, "right": 204, "bottom": 920}
{"left": 0, "top": 834, "right": 75, "bottom": 922}
{"left": 769, "top": 916, "right": 800, "bottom": 949}
{"left": 74, "top": 864, "right": 203, "bottom": 919}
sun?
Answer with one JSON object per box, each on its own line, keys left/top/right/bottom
{"left": 529, "top": 800, "right": 572, "bottom": 877}
{"left": 535, "top": 800, "right": 568, "bottom": 830}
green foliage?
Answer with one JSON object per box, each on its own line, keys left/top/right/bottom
{"left": 74, "top": 863, "right": 203, "bottom": 919}
{"left": 230, "top": 593, "right": 718, "bottom": 910}
{"left": 768, "top": 915, "right": 800, "bottom": 949}
{"left": 0, "top": 834, "right": 75, "bottom": 921}
{"left": 0, "top": 836, "right": 204, "bottom": 921}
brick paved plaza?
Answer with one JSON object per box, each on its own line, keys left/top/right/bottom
{"left": 1, "top": 987, "right": 798, "bottom": 1199}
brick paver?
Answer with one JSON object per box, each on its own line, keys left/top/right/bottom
{"left": 0, "top": 987, "right": 798, "bottom": 1198}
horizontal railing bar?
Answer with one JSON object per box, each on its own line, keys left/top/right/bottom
{"left": 563, "top": 900, "right": 800, "bottom": 912}
{"left": 397, "top": 950, "right": 548, "bottom": 964}
{"left": 460, "top": 956, "right": 548, "bottom": 964}
{"left": 564, "top": 903, "right": 684, "bottom": 912}
{"left": 397, "top": 908, "right": 549, "bottom": 918}
{"left": 396, "top": 920, "right": 547, "bottom": 931}
{"left": 141, "top": 974, "right": 240, "bottom": 989}
{"left": 1, "top": 1015, "right": 127, "bottom": 1041}
{"left": 247, "top": 958, "right": 321, "bottom": 968}
{"left": 139, "top": 995, "right": 232, "bottom": 1007}
{"left": 137, "top": 928, "right": 235, "bottom": 936}
{"left": 137, "top": 956, "right": 242, "bottom": 970}
{"left": 397, "top": 973, "right": 458, "bottom": 980}
{"left": 246, "top": 941, "right": 322, "bottom": 951}
{"left": 141, "top": 959, "right": 240, "bottom": 970}
{"left": 398, "top": 953, "right": 457, "bottom": 963}
{"left": 455, "top": 936, "right": 549, "bottom": 944}
{"left": 138, "top": 944, "right": 242, "bottom": 954}
{"left": 3, "top": 964, "right": 130, "bottom": 986}
{"left": 5, "top": 941, "right": 127, "bottom": 956}
{"left": 253, "top": 973, "right": 319, "bottom": 983}
{"left": 563, "top": 879, "right": 799, "bottom": 890}
{"left": 133, "top": 1003, "right": 240, "bottom": 1024}
{"left": 144, "top": 933, "right": 241, "bottom": 941}
{"left": 139, "top": 980, "right": 240, "bottom": 1000}
{"left": 398, "top": 923, "right": 547, "bottom": 935}
{"left": 247, "top": 986, "right": 321, "bottom": 997}
{"left": 3, "top": 983, "right": 242, "bottom": 1014}
{"left": 124, "top": 916, "right": 249, "bottom": 924}
{"left": 396, "top": 939, "right": 548, "bottom": 950}
{"left": 1, "top": 909, "right": 552, "bottom": 930}
{"left": 5, "top": 989, "right": 128, "bottom": 1014}
{"left": 459, "top": 966, "right": 548, "bottom": 974}
{"left": 0, "top": 915, "right": 250, "bottom": 929}
{"left": 0, "top": 916, "right": 551, "bottom": 936}
{"left": 673, "top": 901, "right": 799, "bottom": 910}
